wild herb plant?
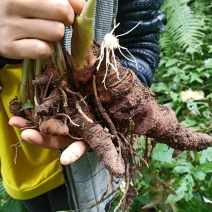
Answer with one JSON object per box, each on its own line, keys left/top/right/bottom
{"left": 1, "top": 0, "right": 212, "bottom": 211}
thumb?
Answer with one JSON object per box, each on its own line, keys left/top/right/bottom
{"left": 60, "top": 140, "right": 90, "bottom": 165}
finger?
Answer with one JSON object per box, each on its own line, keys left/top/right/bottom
{"left": 68, "top": 0, "right": 86, "bottom": 15}
{"left": 14, "top": 18, "right": 65, "bottom": 41}
{"left": 9, "top": 116, "right": 75, "bottom": 149}
{"left": 60, "top": 141, "right": 90, "bottom": 165}
{"left": 20, "top": 129, "right": 73, "bottom": 149}
{"left": 10, "top": 0, "right": 75, "bottom": 26}
{"left": 9, "top": 116, "right": 29, "bottom": 128}
{"left": 6, "top": 39, "right": 53, "bottom": 59}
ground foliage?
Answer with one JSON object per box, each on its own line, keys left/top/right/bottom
{"left": 0, "top": 181, "right": 27, "bottom": 212}
{"left": 111, "top": 0, "right": 212, "bottom": 211}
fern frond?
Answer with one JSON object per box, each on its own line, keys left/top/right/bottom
{"left": 159, "top": 30, "right": 173, "bottom": 55}
{"left": 161, "top": 0, "right": 207, "bottom": 52}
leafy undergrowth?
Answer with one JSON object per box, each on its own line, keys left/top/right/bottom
{"left": 0, "top": 182, "right": 27, "bottom": 212}
{"left": 112, "top": 0, "right": 212, "bottom": 211}
{"left": 111, "top": 140, "right": 212, "bottom": 212}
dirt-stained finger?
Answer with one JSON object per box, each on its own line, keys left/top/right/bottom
{"left": 60, "top": 141, "right": 90, "bottom": 165}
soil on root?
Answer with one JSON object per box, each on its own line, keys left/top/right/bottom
{"left": 9, "top": 42, "right": 212, "bottom": 211}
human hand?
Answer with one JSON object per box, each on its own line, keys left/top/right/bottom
{"left": 9, "top": 116, "right": 90, "bottom": 165}
{"left": 0, "top": 0, "right": 86, "bottom": 59}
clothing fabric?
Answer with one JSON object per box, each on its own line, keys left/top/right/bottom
{"left": 0, "top": 0, "right": 165, "bottom": 211}
{"left": 64, "top": 151, "right": 118, "bottom": 211}
{"left": 0, "top": 56, "right": 22, "bottom": 69}
{"left": 21, "top": 184, "right": 70, "bottom": 212}
{"left": 0, "top": 64, "right": 65, "bottom": 200}
{"left": 115, "top": 0, "right": 166, "bottom": 87}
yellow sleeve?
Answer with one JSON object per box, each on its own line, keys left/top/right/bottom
{"left": 0, "top": 64, "right": 64, "bottom": 200}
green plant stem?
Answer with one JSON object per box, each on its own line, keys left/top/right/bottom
{"left": 20, "top": 59, "right": 30, "bottom": 104}
{"left": 54, "top": 41, "right": 66, "bottom": 76}
{"left": 35, "top": 59, "right": 42, "bottom": 77}
{"left": 70, "top": 0, "right": 96, "bottom": 68}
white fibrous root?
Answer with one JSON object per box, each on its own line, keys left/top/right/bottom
{"left": 96, "top": 22, "right": 140, "bottom": 89}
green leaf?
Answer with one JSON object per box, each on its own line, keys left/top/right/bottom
{"left": 20, "top": 99, "right": 34, "bottom": 110}
{"left": 1, "top": 197, "right": 27, "bottom": 212}
{"left": 152, "top": 144, "right": 174, "bottom": 164}
{"left": 0, "top": 181, "right": 27, "bottom": 211}
{"left": 186, "top": 102, "right": 201, "bottom": 115}
{"left": 165, "top": 59, "right": 179, "bottom": 67}
{"left": 136, "top": 193, "right": 152, "bottom": 204}
{"left": 173, "top": 166, "right": 192, "bottom": 174}
{"left": 0, "top": 182, "right": 5, "bottom": 199}
{"left": 189, "top": 72, "right": 203, "bottom": 83}
{"left": 199, "top": 147, "right": 212, "bottom": 164}
{"left": 197, "top": 163, "right": 212, "bottom": 173}
{"left": 166, "top": 174, "right": 194, "bottom": 203}
{"left": 176, "top": 195, "right": 212, "bottom": 212}
{"left": 191, "top": 169, "right": 206, "bottom": 181}
{"left": 170, "top": 91, "right": 180, "bottom": 102}
{"left": 151, "top": 82, "right": 169, "bottom": 93}
{"left": 166, "top": 186, "right": 186, "bottom": 203}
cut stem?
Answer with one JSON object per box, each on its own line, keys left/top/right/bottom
{"left": 20, "top": 59, "right": 30, "bottom": 104}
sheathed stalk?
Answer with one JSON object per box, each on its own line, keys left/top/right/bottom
{"left": 20, "top": 59, "right": 35, "bottom": 119}
{"left": 69, "top": 0, "right": 97, "bottom": 86}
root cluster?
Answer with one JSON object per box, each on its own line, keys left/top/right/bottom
{"left": 9, "top": 41, "right": 212, "bottom": 211}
